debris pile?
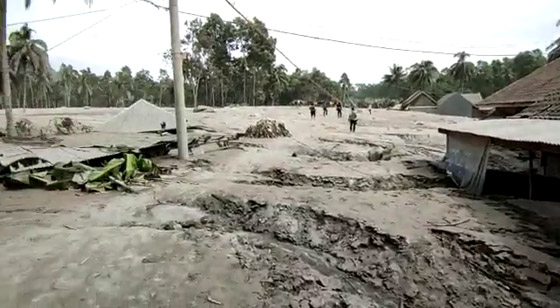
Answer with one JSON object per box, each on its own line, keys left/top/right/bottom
{"left": 244, "top": 119, "right": 291, "bottom": 138}
{"left": 48, "top": 117, "right": 92, "bottom": 135}
{"left": 2, "top": 153, "right": 165, "bottom": 192}
{"left": 193, "top": 105, "right": 215, "bottom": 113}
{"left": 15, "top": 119, "right": 34, "bottom": 136}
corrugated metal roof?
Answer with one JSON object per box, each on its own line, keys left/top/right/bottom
{"left": 438, "top": 119, "right": 560, "bottom": 146}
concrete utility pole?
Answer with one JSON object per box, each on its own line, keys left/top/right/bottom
{"left": 169, "top": 0, "right": 188, "bottom": 160}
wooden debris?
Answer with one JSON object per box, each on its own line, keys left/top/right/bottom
{"left": 206, "top": 295, "right": 223, "bottom": 305}
{"left": 427, "top": 218, "right": 470, "bottom": 227}
{"left": 245, "top": 119, "right": 291, "bottom": 138}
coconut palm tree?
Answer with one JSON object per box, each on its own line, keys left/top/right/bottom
{"left": 60, "top": 64, "right": 79, "bottom": 107}
{"left": 382, "top": 64, "right": 407, "bottom": 99}
{"left": 449, "top": 51, "right": 475, "bottom": 92}
{"left": 408, "top": 60, "right": 439, "bottom": 91}
{"left": 8, "top": 24, "right": 50, "bottom": 110}
{"left": 1, "top": 0, "right": 93, "bottom": 136}
{"left": 339, "top": 72, "right": 351, "bottom": 104}
{"left": 77, "top": 68, "right": 94, "bottom": 107}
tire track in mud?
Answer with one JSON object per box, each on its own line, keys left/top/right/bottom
{"left": 161, "top": 193, "right": 547, "bottom": 307}
{"left": 238, "top": 168, "right": 452, "bottom": 191}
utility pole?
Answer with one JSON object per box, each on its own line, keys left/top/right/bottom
{"left": 169, "top": 0, "right": 188, "bottom": 159}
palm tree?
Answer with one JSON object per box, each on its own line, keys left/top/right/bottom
{"left": 268, "top": 64, "right": 288, "bottom": 105}
{"left": 1, "top": 0, "right": 93, "bottom": 136}
{"left": 339, "top": 72, "right": 351, "bottom": 105}
{"left": 547, "top": 20, "right": 560, "bottom": 62}
{"left": 77, "top": 68, "right": 94, "bottom": 107}
{"left": 60, "top": 64, "right": 79, "bottom": 107}
{"left": 382, "top": 64, "right": 407, "bottom": 99}
{"left": 8, "top": 24, "right": 50, "bottom": 110}
{"left": 449, "top": 51, "right": 475, "bottom": 92}
{"left": 408, "top": 60, "right": 439, "bottom": 91}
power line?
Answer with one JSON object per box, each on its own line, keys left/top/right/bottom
{"left": 169, "top": 7, "right": 519, "bottom": 57}
{"left": 8, "top": 9, "right": 108, "bottom": 27}
{"left": 49, "top": 2, "right": 136, "bottom": 51}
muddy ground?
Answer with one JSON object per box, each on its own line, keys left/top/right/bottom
{"left": 1, "top": 106, "right": 560, "bottom": 307}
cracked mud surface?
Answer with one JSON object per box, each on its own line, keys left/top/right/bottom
{"left": 1, "top": 107, "right": 560, "bottom": 307}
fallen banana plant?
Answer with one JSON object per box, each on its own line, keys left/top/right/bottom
{"left": 2, "top": 153, "right": 167, "bottom": 193}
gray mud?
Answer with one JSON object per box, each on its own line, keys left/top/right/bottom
{"left": 241, "top": 168, "right": 451, "bottom": 191}
{"left": 158, "top": 193, "right": 560, "bottom": 307}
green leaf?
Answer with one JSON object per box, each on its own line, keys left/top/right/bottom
{"left": 137, "top": 157, "right": 153, "bottom": 172}
{"left": 124, "top": 153, "right": 138, "bottom": 181}
{"left": 88, "top": 158, "right": 124, "bottom": 182}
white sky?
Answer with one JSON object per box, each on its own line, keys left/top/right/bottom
{"left": 7, "top": 0, "right": 560, "bottom": 84}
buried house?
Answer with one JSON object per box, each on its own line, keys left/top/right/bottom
{"left": 96, "top": 99, "right": 177, "bottom": 133}
{"left": 436, "top": 92, "right": 484, "bottom": 118}
{"left": 400, "top": 90, "right": 437, "bottom": 112}
{"left": 438, "top": 119, "right": 560, "bottom": 200}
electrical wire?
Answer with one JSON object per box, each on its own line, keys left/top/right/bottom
{"left": 8, "top": 9, "right": 108, "bottom": 27}
{"left": 49, "top": 1, "right": 136, "bottom": 51}
{"left": 137, "top": 1, "right": 522, "bottom": 57}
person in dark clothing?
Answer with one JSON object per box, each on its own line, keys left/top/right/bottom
{"left": 348, "top": 107, "right": 358, "bottom": 132}
{"left": 322, "top": 101, "right": 329, "bottom": 116}
{"left": 309, "top": 102, "right": 316, "bottom": 119}
{"left": 336, "top": 101, "right": 342, "bottom": 118}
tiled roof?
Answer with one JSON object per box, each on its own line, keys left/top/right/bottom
{"left": 513, "top": 90, "right": 560, "bottom": 120}
{"left": 477, "top": 58, "right": 560, "bottom": 108}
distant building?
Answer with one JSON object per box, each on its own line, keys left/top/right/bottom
{"left": 437, "top": 92, "right": 484, "bottom": 118}
{"left": 401, "top": 90, "right": 437, "bottom": 112}
{"left": 476, "top": 58, "right": 560, "bottom": 117}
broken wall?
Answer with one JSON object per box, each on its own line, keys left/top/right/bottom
{"left": 443, "top": 132, "right": 490, "bottom": 195}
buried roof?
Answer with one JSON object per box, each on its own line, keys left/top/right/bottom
{"left": 477, "top": 58, "right": 560, "bottom": 108}
{"left": 96, "top": 99, "right": 177, "bottom": 133}
{"left": 401, "top": 90, "right": 437, "bottom": 108}
{"left": 512, "top": 90, "right": 560, "bottom": 120}
{"left": 438, "top": 119, "right": 560, "bottom": 146}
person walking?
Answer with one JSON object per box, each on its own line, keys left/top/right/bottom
{"left": 322, "top": 101, "right": 329, "bottom": 116}
{"left": 336, "top": 101, "right": 343, "bottom": 118}
{"left": 368, "top": 104, "right": 372, "bottom": 115}
{"left": 348, "top": 107, "right": 358, "bottom": 132}
{"left": 309, "top": 102, "right": 316, "bottom": 119}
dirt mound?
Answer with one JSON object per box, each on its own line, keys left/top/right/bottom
{"left": 160, "top": 193, "right": 529, "bottom": 307}
{"left": 245, "top": 119, "right": 291, "bottom": 138}
{"left": 97, "top": 99, "right": 176, "bottom": 133}
{"left": 241, "top": 168, "right": 450, "bottom": 191}
{"left": 48, "top": 117, "right": 92, "bottom": 135}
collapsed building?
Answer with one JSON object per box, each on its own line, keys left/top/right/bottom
{"left": 439, "top": 119, "right": 560, "bottom": 200}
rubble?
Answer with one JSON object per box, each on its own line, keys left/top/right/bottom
{"left": 245, "top": 119, "right": 291, "bottom": 138}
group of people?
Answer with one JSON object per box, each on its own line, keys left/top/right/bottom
{"left": 308, "top": 101, "right": 358, "bottom": 133}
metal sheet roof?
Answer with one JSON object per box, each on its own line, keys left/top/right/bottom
{"left": 438, "top": 119, "right": 560, "bottom": 146}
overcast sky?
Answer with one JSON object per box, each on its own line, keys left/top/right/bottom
{"left": 7, "top": 0, "right": 560, "bottom": 84}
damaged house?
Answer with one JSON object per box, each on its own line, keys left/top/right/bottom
{"left": 438, "top": 119, "right": 560, "bottom": 200}
{"left": 475, "top": 58, "right": 560, "bottom": 117}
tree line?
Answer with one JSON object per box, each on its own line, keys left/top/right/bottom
{"left": 3, "top": 12, "right": 560, "bottom": 112}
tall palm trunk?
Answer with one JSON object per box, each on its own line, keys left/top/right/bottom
{"left": 252, "top": 71, "right": 256, "bottom": 106}
{"left": 22, "top": 74, "right": 27, "bottom": 110}
{"left": 243, "top": 71, "right": 246, "bottom": 105}
{"left": 29, "top": 78, "right": 34, "bottom": 109}
{"left": 158, "top": 86, "right": 164, "bottom": 107}
{"left": 0, "top": 0, "right": 15, "bottom": 137}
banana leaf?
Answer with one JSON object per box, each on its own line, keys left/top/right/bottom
{"left": 88, "top": 158, "right": 125, "bottom": 183}
{"left": 124, "top": 153, "right": 137, "bottom": 181}
{"left": 137, "top": 156, "right": 153, "bottom": 172}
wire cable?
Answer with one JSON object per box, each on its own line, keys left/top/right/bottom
{"left": 8, "top": 9, "right": 107, "bottom": 27}
{"left": 49, "top": 1, "right": 136, "bottom": 51}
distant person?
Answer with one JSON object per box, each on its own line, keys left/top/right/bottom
{"left": 368, "top": 104, "right": 372, "bottom": 114}
{"left": 309, "top": 102, "right": 316, "bottom": 119}
{"left": 348, "top": 107, "right": 358, "bottom": 132}
{"left": 336, "top": 101, "right": 343, "bottom": 118}
{"left": 322, "top": 101, "right": 329, "bottom": 116}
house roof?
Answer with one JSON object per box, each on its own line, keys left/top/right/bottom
{"left": 512, "top": 90, "right": 560, "bottom": 120}
{"left": 437, "top": 92, "right": 483, "bottom": 106}
{"left": 401, "top": 90, "right": 436, "bottom": 108}
{"left": 438, "top": 119, "right": 560, "bottom": 146}
{"left": 96, "top": 99, "right": 177, "bottom": 133}
{"left": 477, "top": 58, "right": 560, "bottom": 108}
